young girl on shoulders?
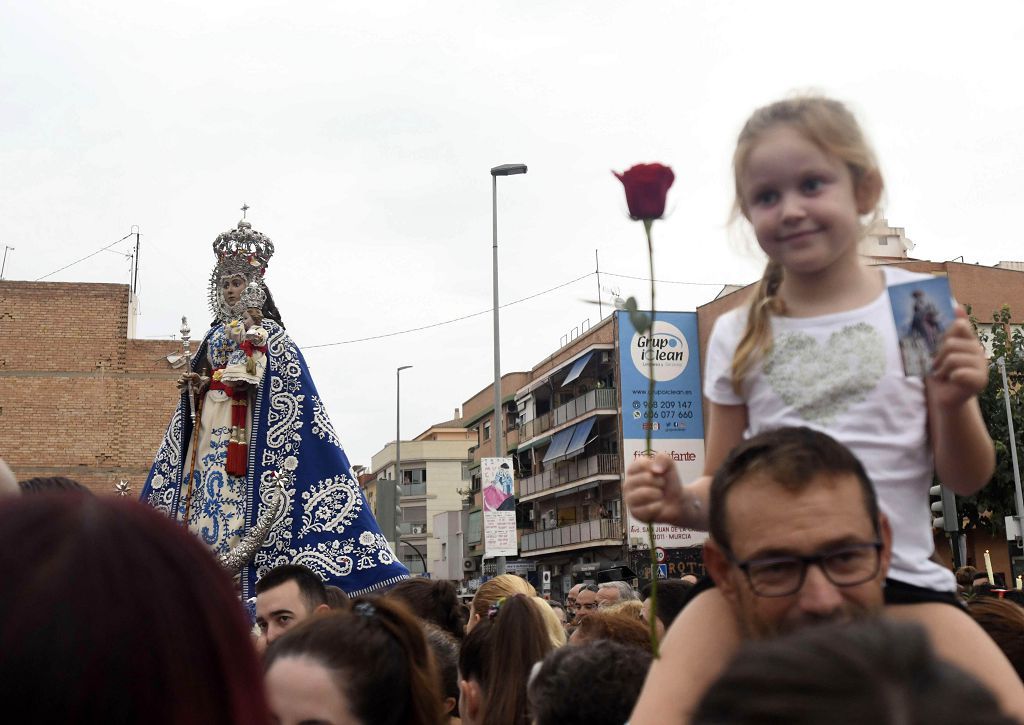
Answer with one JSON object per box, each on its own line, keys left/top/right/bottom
{"left": 626, "top": 95, "right": 1020, "bottom": 720}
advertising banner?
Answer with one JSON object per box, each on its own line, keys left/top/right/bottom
{"left": 617, "top": 311, "right": 708, "bottom": 549}
{"left": 481, "top": 456, "right": 517, "bottom": 558}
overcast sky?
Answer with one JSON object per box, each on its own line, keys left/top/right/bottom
{"left": 3, "top": 2, "right": 1023, "bottom": 469}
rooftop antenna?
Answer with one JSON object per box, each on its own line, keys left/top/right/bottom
{"left": 1, "top": 245, "right": 14, "bottom": 280}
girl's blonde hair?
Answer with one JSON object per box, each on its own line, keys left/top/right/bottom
{"left": 468, "top": 574, "right": 536, "bottom": 629}
{"left": 729, "top": 96, "right": 884, "bottom": 391}
{"left": 528, "top": 596, "right": 568, "bottom": 648}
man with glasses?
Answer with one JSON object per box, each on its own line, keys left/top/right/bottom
{"left": 564, "top": 582, "right": 585, "bottom": 622}
{"left": 574, "top": 584, "right": 600, "bottom": 621}
{"left": 630, "top": 427, "right": 893, "bottom": 723}
{"left": 700, "top": 427, "right": 890, "bottom": 638}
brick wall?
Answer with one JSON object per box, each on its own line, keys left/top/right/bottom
{"left": 0, "top": 281, "right": 181, "bottom": 495}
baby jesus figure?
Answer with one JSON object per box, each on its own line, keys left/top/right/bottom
{"left": 219, "top": 306, "right": 269, "bottom": 477}
{"left": 221, "top": 307, "right": 269, "bottom": 388}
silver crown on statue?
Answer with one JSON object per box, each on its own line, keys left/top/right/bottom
{"left": 208, "top": 213, "right": 276, "bottom": 320}
{"left": 212, "top": 219, "right": 275, "bottom": 280}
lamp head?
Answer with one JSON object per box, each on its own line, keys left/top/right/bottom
{"left": 490, "top": 164, "right": 528, "bottom": 177}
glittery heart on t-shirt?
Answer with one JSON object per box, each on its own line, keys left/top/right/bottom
{"left": 762, "top": 322, "right": 886, "bottom": 424}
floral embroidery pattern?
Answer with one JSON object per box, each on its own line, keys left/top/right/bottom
{"left": 299, "top": 474, "right": 361, "bottom": 538}
{"left": 311, "top": 396, "right": 344, "bottom": 450}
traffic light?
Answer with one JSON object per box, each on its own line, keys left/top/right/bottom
{"left": 929, "top": 484, "right": 959, "bottom": 533}
{"left": 375, "top": 479, "right": 402, "bottom": 552}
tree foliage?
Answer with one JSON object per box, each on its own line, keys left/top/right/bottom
{"left": 960, "top": 306, "right": 1024, "bottom": 532}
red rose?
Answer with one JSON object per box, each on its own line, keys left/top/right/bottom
{"left": 613, "top": 163, "right": 675, "bottom": 220}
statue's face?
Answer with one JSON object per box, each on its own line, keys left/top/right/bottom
{"left": 221, "top": 275, "right": 247, "bottom": 305}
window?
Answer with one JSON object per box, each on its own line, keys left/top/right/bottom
{"left": 468, "top": 510, "right": 482, "bottom": 544}
{"left": 402, "top": 468, "right": 427, "bottom": 484}
{"left": 483, "top": 420, "right": 491, "bottom": 441}
{"left": 403, "top": 505, "right": 427, "bottom": 525}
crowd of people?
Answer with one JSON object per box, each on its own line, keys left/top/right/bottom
{"left": 3, "top": 92, "right": 1024, "bottom": 723}
{"left": 2, "top": 470, "right": 1022, "bottom": 723}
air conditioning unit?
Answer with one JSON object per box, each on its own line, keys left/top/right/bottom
{"left": 463, "top": 558, "right": 477, "bottom": 572}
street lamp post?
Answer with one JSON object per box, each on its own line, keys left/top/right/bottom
{"left": 997, "top": 356, "right": 1024, "bottom": 548}
{"left": 490, "top": 163, "right": 527, "bottom": 577}
{"left": 396, "top": 365, "right": 413, "bottom": 563}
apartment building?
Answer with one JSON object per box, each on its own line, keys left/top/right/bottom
{"left": 370, "top": 416, "right": 474, "bottom": 575}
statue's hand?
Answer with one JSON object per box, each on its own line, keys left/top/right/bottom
{"left": 176, "top": 372, "right": 202, "bottom": 390}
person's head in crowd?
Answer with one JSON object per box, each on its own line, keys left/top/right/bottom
{"left": 324, "top": 584, "right": 350, "bottom": 611}
{"left": 703, "top": 427, "right": 891, "bottom": 639}
{"left": 0, "top": 458, "right": 19, "bottom": 498}
{"left": 1003, "top": 589, "right": 1024, "bottom": 607}
{"left": 528, "top": 595, "right": 568, "bottom": 648}
{"left": 528, "top": 640, "right": 653, "bottom": 725}
{"left": 18, "top": 476, "right": 93, "bottom": 495}
{"left": 423, "top": 622, "right": 461, "bottom": 720}
{"left": 459, "top": 593, "right": 553, "bottom": 725}
{"left": 692, "top": 619, "right": 1018, "bottom": 725}
{"left": 967, "top": 597, "right": 1024, "bottom": 682}
{"left": 467, "top": 573, "right": 536, "bottom": 632}
{"left": 548, "top": 601, "right": 567, "bottom": 628}
{"left": 596, "top": 580, "right": 637, "bottom": 608}
{"left": 387, "top": 577, "right": 465, "bottom": 640}
{"left": 573, "top": 584, "right": 600, "bottom": 621}
{"left": 255, "top": 563, "right": 330, "bottom": 645}
{"left": 604, "top": 599, "right": 643, "bottom": 621}
{"left": 680, "top": 573, "right": 699, "bottom": 585}
{"left": 0, "top": 495, "right": 268, "bottom": 723}
{"left": 565, "top": 582, "right": 585, "bottom": 620}
{"left": 956, "top": 565, "right": 980, "bottom": 590}
{"left": 974, "top": 582, "right": 998, "bottom": 599}
{"left": 264, "top": 599, "right": 444, "bottom": 725}
{"left": 973, "top": 570, "right": 993, "bottom": 587}
{"left": 569, "top": 609, "right": 653, "bottom": 653}
{"left": 640, "top": 579, "right": 692, "bottom": 638}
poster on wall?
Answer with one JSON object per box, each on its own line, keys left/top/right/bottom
{"left": 617, "top": 310, "right": 708, "bottom": 549}
{"left": 481, "top": 456, "right": 518, "bottom": 558}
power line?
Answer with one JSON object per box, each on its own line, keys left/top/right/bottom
{"left": 600, "top": 271, "right": 733, "bottom": 287}
{"left": 304, "top": 271, "right": 596, "bottom": 349}
{"left": 35, "top": 233, "right": 135, "bottom": 282}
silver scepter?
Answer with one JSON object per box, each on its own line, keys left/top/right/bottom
{"left": 218, "top": 471, "right": 289, "bottom": 575}
{"left": 180, "top": 316, "right": 196, "bottom": 424}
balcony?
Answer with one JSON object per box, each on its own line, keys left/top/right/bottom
{"left": 520, "top": 518, "right": 622, "bottom": 553}
{"left": 398, "top": 522, "right": 428, "bottom": 536}
{"left": 518, "top": 388, "right": 617, "bottom": 442}
{"left": 400, "top": 483, "right": 427, "bottom": 497}
{"left": 520, "top": 453, "right": 620, "bottom": 497}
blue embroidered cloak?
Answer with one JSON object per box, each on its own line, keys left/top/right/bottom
{"left": 141, "top": 320, "right": 408, "bottom": 600}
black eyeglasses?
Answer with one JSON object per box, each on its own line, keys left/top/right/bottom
{"left": 729, "top": 542, "right": 883, "bottom": 598}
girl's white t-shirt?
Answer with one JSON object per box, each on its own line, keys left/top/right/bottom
{"left": 704, "top": 266, "right": 955, "bottom": 593}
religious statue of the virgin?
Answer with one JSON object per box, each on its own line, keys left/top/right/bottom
{"left": 141, "top": 216, "right": 408, "bottom": 599}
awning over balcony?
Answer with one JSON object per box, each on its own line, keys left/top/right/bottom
{"left": 542, "top": 416, "right": 598, "bottom": 465}
{"left": 563, "top": 417, "right": 596, "bottom": 459}
{"left": 560, "top": 351, "right": 594, "bottom": 388}
{"left": 541, "top": 426, "right": 576, "bottom": 464}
